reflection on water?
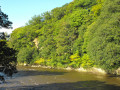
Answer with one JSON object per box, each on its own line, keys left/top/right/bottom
{"left": 1, "top": 66, "right": 120, "bottom": 90}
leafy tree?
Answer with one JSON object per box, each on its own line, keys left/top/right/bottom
{"left": 17, "top": 47, "right": 35, "bottom": 64}
{"left": 51, "top": 7, "right": 66, "bottom": 21}
{"left": 0, "top": 40, "right": 17, "bottom": 67}
{"left": 74, "top": 0, "right": 97, "bottom": 8}
{"left": 55, "top": 21, "right": 78, "bottom": 63}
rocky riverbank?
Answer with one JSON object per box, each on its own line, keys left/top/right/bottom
{"left": 31, "top": 65, "right": 107, "bottom": 75}
{"left": 18, "top": 63, "right": 120, "bottom": 75}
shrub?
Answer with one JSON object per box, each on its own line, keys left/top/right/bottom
{"left": 34, "top": 58, "right": 45, "bottom": 65}
{"left": 81, "top": 54, "right": 94, "bottom": 68}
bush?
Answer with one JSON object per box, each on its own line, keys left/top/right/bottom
{"left": 81, "top": 54, "right": 94, "bottom": 68}
{"left": 34, "top": 58, "right": 45, "bottom": 65}
{"left": 69, "top": 52, "right": 81, "bottom": 68}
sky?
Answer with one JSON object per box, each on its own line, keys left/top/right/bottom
{"left": 0, "top": 0, "right": 72, "bottom": 34}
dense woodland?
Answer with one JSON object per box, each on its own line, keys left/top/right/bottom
{"left": 8, "top": 0, "right": 120, "bottom": 73}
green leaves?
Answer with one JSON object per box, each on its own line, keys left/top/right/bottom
{"left": 27, "top": 15, "right": 43, "bottom": 26}
{"left": 0, "top": 40, "right": 17, "bottom": 65}
{"left": 74, "top": 0, "right": 97, "bottom": 8}
{"left": 86, "top": 0, "right": 120, "bottom": 72}
{"left": 17, "top": 47, "right": 38, "bottom": 64}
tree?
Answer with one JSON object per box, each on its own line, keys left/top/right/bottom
{"left": 0, "top": 40, "right": 17, "bottom": 73}
{"left": 0, "top": 6, "right": 12, "bottom": 29}
{"left": 17, "top": 47, "right": 33, "bottom": 64}
{"left": 0, "top": 7, "right": 16, "bottom": 77}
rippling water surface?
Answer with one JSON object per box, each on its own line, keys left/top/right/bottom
{"left": 1, "top": 66, "right": 120, "bottom": 90}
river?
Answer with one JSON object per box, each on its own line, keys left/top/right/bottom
{"left": 1, "top": 66, "right": 120, "bottom": 90}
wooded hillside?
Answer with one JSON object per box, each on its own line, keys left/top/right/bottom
{"left": 8, "top": 0, "right": 120, "bottom": 73}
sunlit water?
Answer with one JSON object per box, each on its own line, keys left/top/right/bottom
{"left": 1, "top": 66, "right": 120, "bottom": 90}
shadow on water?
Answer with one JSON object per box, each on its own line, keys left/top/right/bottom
{"left": 108, "top": 74, "right": 120, "bottom": 78}
{"left": 13, "top": 66, "right": 68, "bottom": 78}
{"left": 1, "top": 80, "right": 120, "bottom": 90}
{"left": 14, "top": 70, "right": 67, "bottom": 78}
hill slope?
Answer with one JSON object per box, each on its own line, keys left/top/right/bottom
{"left": 8, "top": 0, "right": 120, "bottom": 73}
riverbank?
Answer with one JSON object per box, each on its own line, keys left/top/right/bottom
{"left": 31, "top": 66, "right": 120, "bottom": 75}
{"left": 18, "top": 64, "right": 106, "bottom": 75}
{"left": 18, "top": 63, "right": 120, "bottom": 75}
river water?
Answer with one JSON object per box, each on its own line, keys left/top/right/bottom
{"left": 1, "top": 66, "right": 120, "bottom": 90}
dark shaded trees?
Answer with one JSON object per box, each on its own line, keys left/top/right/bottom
{"left": 0, "top": 40, "right": 17, "bottom": 68}
{"left": 0, "top": 7, "right": 12, "bottom": 29}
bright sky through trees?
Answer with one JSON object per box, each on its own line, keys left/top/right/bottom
{"left": 0, "top": 0, "right": 72, "bottom": 34}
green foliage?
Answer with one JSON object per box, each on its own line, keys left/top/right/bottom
{"left": 69, "top": 52, "right": 94, "bottom": 68}
{"left": 17, "top": 47, "right": 32, "bottom": 64}
{"left": 34, "top": 58, "right": 45, "bottom": 65}
{"left": 69, "top": 9, "right": 89, "bottom": 27}
{"left": 0, "top": 40, "right": 17, "bottom": 66}
{"left": 69, "top": 52, "right": 81, "bottom": 68}
{"left": 81, "top": 54, "right": 94, "bottom": 68}
{"left": 42, "top": 11, "right": 51, "bottom": 20}
{"left": 74, "top": 0, "right": 97, "bottom": 8}
{"left": 27, "top": 15, "right": 43, "bottom": 26}
{"left": 51, "top": 7, "right": 66, "bottom": 21}
{"left": 86, "top": 0, "right": 120, "bottom": 72}
{"left": 17, "top": 47, "right": 38, "bottom": 64}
